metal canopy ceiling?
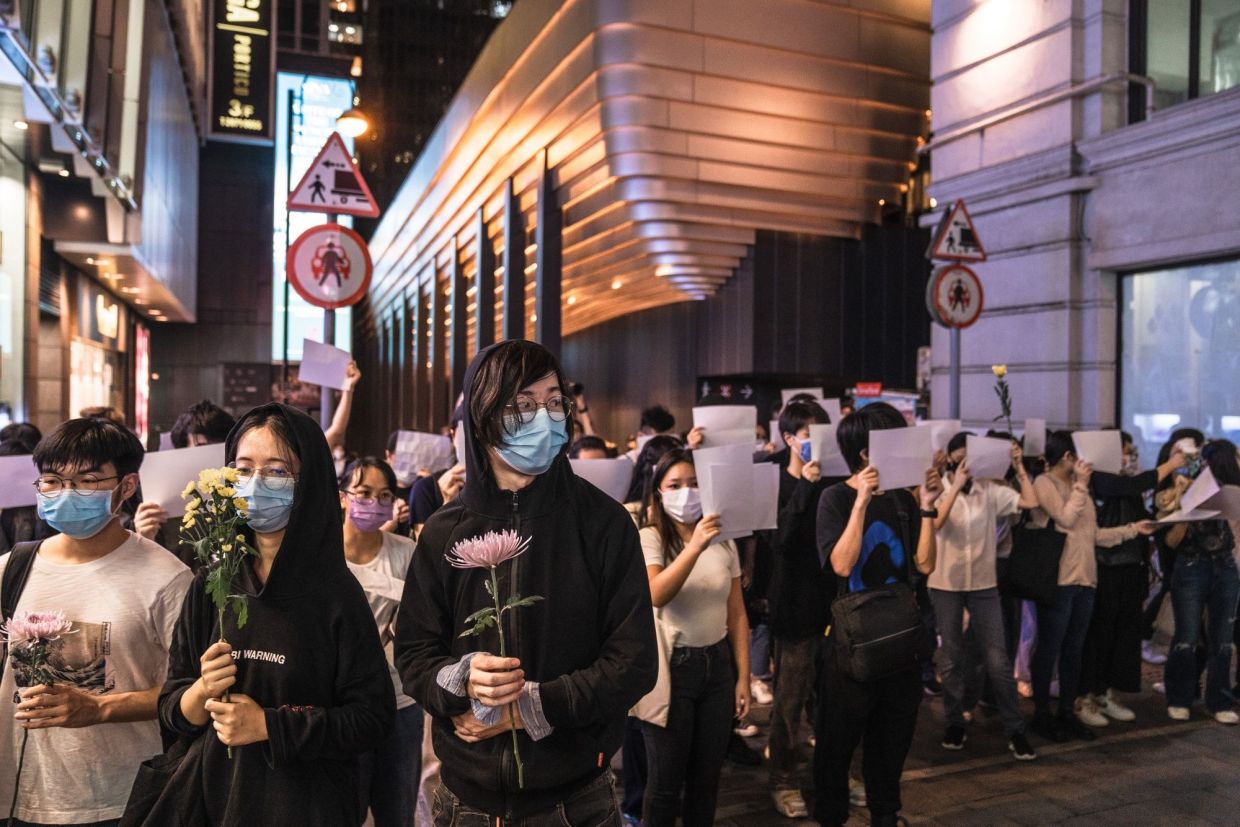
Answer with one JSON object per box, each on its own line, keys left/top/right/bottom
{"left": 367, "top": 0, "right": 930, "bottom": 339}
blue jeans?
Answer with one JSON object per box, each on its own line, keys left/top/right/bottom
{"left": 930, "top": 588, "right": 1025, "bottom": 735}
{"left": 1031, "top": 585, "right": 1095, "bottom": 714}
{"left": 750, "top": 622, "right": 772, "bottom": 680}
{"left": 1166, "top": 552, "right": 1240, "bottom": 712}
{"left": 359, "top": 702, "right": 424, "bottom": 827}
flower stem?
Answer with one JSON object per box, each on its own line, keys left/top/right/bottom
{"left": 490, "top": 567, "right": 524, "bottom": 789}
{"left": 8, "top": 728, "right": 29, "bottom": 826}
{"left": 219, "top": 606, "right": 233, "bottom": 760}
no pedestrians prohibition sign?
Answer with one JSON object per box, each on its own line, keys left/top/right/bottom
{"left": 286, "top": 223, "right": 373, "bottom": 310}
{"left": 926, "top": 263, "right": 984, "bottom": 329}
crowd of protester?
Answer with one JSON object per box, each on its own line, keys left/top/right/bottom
{"left": 0, "top": 338, "right": 1237, "bottom": 827}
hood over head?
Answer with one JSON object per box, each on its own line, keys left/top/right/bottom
{"left": 458, "top": 340, "right": 572, "bottom": 519}
{"left": 225, "top": 402, "right": 348, "bottom": 599}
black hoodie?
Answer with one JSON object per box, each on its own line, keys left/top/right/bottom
{"left": 139, "top": 404, "right": 394, "bottom": 826}
{"left": 395, "top": 341, "right": 657, "bottom": 818}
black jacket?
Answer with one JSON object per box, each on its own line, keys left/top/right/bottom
{"left": 141, "top": 403, "right": 394, "bottom": 826}
{"left": 770, "top": 470, "right": 841, "bottom": 640}
{"left": 1092, "top": 470, "right": 1156, "bottom": 567}
{"left": 395, "top": 342, "right": 656, "bottom": 818}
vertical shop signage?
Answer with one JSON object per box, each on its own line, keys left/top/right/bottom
{"left": 209, "top": 0, "right": 276, "bottom": 143}
{"left": 134, "top": 325, "right": 151, "bottom": 446}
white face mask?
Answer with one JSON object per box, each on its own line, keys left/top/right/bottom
{"left": 661, "top": 486, "right": 702, "bottom": 524}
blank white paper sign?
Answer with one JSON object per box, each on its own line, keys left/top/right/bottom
{"left": 693, "top": 405, "right": 757, "bottom": 448}
{"left": 0, "top": 455, "right": 38, "bottom": 508}
{"left": 696, "top": 442, "right": 756, "bottom": 540}
{"left": 823, "top": 398, "right": 844, "bottom": 424}
{"left": 965, "top": 435, "right": 1011, "bottom": 480}
{"left": 570, "top": 458, "right": 634, "bottom": 503}
{"left": 139, "top": 443, "right": 227, "bottom": 518}
{"left": 299, "top": 338, "right": 351, "bottom": 390}
{"left": 393, "top": 431, "right": 455, "bottom": 480}
{"left": 809, "top": 423, "right": 851, "bottom": 477}
{"left": 1072, "top": 431, "right": 1123, "bottom": 475}
{"left": 1204, "top": 485, "right": 1240, "bottom": 521}
{"left": 1023, "top": 419, "right": 1046, "bottom": 456}
{"left": 869, "top": 427, "right": 934, "bottom": 491}
{"left": 917, "top": 419, "right": 962, "bottom": 453}
{"left": 1180, "top": 466, "right": 1221, "bottom": 515}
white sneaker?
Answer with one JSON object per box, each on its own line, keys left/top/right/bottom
{"left": 750, "top": 679, "right": 774, "bottom": 706}
{"left": 734, "top": 723, "right": 759, "bottom": 738}
{"left": 1075, "top": 696, "right": 1109, "bottom": 728}
{"left": 1152, "top": 681, "right": 1166, "bottom": 695}
{"left": 849, "top": 777, "right": 866, "bottom": 807}
{"left": 1214, "top": 710, "right": 1239, "bottom": 725}
{"left": 1168, "top": 706, "right": 1191, "bottom": 721}
{"left": 771, "top": 788, "right": 808, "bottom": 819}
{"left": 1098, "top": 690, "right": 1136, "bottom": 722}
{"left": 1142, "top": 641, "right": 1167, "bottom": 665}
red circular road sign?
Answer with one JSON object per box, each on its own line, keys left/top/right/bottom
{"left": 927, "top": 263, "right": 984, "bottom": 328}
{"left": 286, "top": 223, "right": 373, "bottom": 309}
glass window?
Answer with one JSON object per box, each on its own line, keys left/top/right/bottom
{"left": 1121, "top": 258, "right": 1240, "bottom": 462}
{"left": 1202, "top": 0, "right": 1240, "bottom": 96}
{"left": 1145, "top": 0, "right": 1192, "bottom": 109}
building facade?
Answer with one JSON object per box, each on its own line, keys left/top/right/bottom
{"left": 926, "top": 0, "right": 1240, "bottom": 458}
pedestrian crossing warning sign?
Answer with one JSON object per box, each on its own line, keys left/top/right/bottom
{"left": 287, "top": 132, "right": 380, "bottom": 218}
{"left": 927, "top": 199, "right": 986, "bottom": 262}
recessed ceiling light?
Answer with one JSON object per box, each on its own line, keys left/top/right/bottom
{"left": 121, "top": 287, "right": 140, "bottom": 294}
{"left": 566, "top": 295, "right": 577, "bottom": 305}
{"left": 57, "top": 169, "right": 70, "bottom": 177}
{"left": 610, "top": 280, "right": 622, "bottom": 290}
{"left": 530, "top": 313, "right": 537, "bottom": 323}
{"left": 12, "top": 120, "right": 28, "bottom": 130}
{"left": 134, "top": 298, "right": 148, "bottom": 305}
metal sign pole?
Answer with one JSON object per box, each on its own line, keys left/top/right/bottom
{"left": 321, "top": 212, "right": 339, "bottom": 430}
{"left": 949, "top": 326, "right": 961, "bottom": 419}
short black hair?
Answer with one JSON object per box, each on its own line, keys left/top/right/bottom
{"left": 778, "top": 400, "right": 829, "bottom": 440}
{"left": 946, "top": 431, "right": 974, "bottom": 455}
{"left": 469, "top": 340, "right": 568, "bottom": 454}
{"left": 1045, "top": 430, "right": 1075, "bottom": 467}
{"left": 640, "top": 405, "right": 675, "bottom": 434}
{"left": 1203, "top": 440, "right": 1240, "bottom": 487}
{"left": 569, "top": 435, "right": 610, "bottom": 458}
{"left": 0, "top": 439, "right": 31, "bottom": 457}
{"left": 0, "top": 422, "right": 41, "bottom": 452}
{"left": 836, "top": 402, "right": 907, "bottom": 473}
{"left": 33, "top": 417, "right": 145, "bottom": 477}
{"left": 787, "top": 392, "right": 819, "bottom": 405}
{"left": 339, "top": 456, "right": 398, "bottom": 493}
{"left": 386, "top": 430, "right": 401, "bottom": 454}
{"left": 170, "top": 400, "right": 236, "bottom": 449}
{"left": 1120, "top": 430, "right": 1134, "bottom": 447}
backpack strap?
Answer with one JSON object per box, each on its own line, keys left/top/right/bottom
{"left": 1, "top": 540, "right": 43, "bottom": 683}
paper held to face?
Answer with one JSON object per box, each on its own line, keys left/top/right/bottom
{"left": 868, "top": 427, "right": 934, "bottom": 491}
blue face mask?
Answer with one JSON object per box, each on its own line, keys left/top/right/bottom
{"left": 235, "top": 475, "right": 296, "bottom": 533}
{"left": 37, "top": 489, "right": 119, "bottom": 539}
{"left": 495, "top": 408, "right": 569, "bottom": 475}
{"left": 798, "top": 439, "right": 812, "bottom": 463}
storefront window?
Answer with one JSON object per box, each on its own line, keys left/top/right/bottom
{"left": 1203, "top": 0, "right": 1240, "bottom": 96}
{"left": 1121, "top": 258, "right": 1240, "bottom": 462}
{"left": 0, "top": 86, "right": 27, "bottom": 426}
{"left": 1133, "top": 0, "right": 1240, "bottom": 120}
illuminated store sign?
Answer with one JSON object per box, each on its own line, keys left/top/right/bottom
{"left": 209, "top": 0, "right": 276, "bottom": 143}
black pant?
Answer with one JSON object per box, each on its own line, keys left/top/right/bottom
{"left": 1082, "top": 565, "right": 1145, "bottom": 695}
{"left": 621, "top": 716, "right": 646, "bottom": 818}
{"left": 640, "top": 639, "right": 734, "bottom": 827}
{"left": 995, "top": 557, "right": 1023, "bottom": 663}
{"left": 812, "top": 641, "right": 922, "bottom": 826}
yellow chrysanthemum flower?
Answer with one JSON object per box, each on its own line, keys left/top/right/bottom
{"left": 186, "top": 497, "right": 202, "bottom": 512}
{"left": 233, "top": 498, "right": 249, "bottom": 512}
{"left": 991, "top": 364, "right": 1008, "bottom": 378}
{"left": 221, "top": 543, "right": 232, "bottom": 553}
{"left": 221, "top": 467, "right": 240, "bottom": 483}
{"left": 218, "top": 486, "right": 235, "bottom": 497}
{"left": 181, "top": 481, "right": 197, "bottom": 499}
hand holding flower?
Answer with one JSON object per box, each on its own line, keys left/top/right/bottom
{"left": 14, "top": 684, "right": 102, "bottom": 729}
{"left": 205, "top": 693, "right": 268, "bottom": 748}
{"left": 467, "top": 654, "right": 525, "bottom": 707}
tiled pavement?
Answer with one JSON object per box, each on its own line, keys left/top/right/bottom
{"left": 704, "top": 674, "right": 1240, "bottom": 826}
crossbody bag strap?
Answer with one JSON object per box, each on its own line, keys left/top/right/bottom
{"left": 1, "top": 540, "right": 44, "bottom": 684}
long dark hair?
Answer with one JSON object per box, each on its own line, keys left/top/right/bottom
{"left": 643, "top": 449, "right": 696, "bottom": 561}
{"left": 625, "top": 434, "right": 682, "bottom": 505}
{"left": 1203, "top": 439, "right": 1240, "bottom": 487}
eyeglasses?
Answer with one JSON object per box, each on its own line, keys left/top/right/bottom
{"left": 34, "top": 475, "right": 123, "bottom": 496}
{"left": 506, "top": 394, "right": 573, "bottom": 424}
{"left": 227, "top": 463, "right": 297, "bottom": 491}
{"left": 347, "top": 490, "right": 395, "bottom": 506}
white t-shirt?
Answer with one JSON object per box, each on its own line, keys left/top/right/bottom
{"left": 930, "top": 478, "right": 1021, "bottom": 592}
{"left": 640, "top": 526, "right": 739, "bottom": 648}
{"left": 0, "top": 532, "right": 192, "bottom": 824}
{"left": 346, "top": 532, "right": 417, "bottom": 710}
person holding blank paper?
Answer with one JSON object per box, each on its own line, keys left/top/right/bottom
{"left": 1028, "top": 432, "right": 1157, "bottom": 743}
{"left": 929, "top": 432, "right": 1039, "bottom": 761}
{"left": 640, "top": 449, "right": 751, "bottom": 827}
{"left": 812, "top": 403, "right": 943, "bottom": 827}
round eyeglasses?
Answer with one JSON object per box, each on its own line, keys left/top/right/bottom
{"left": 34, "top": 475, "right": 123, "bottom": 496}
{"left": 227, "top": 463, "right": 297, "bottom": 491}
{"left": 506, "top": 394, "right": 573, "bottom": 424}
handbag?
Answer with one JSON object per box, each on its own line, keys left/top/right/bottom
{"left": 830, "top": 581, "right": 923, "bottom": 682}
{"left": 630, "top": 606, "right": 675, "bottom": 727}
{"left": 1004, "top": 525, "right": 1065, "bottom": 606}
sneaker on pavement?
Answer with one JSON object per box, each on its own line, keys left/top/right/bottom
{"left": 1075, "top": 696, "right": 1109, "bottom": 728}
{"left": 1098, "top": 690, "right": 1136, "bottom": 722}
{"left": 771, "top": 788, "right": 809, "bottom": 819}
{"left": 750, "top": 679, "right": 774, "bottom": 706}
{"left": 1142, "top": 641, "right": 1167, "bottom": 665}
{"left": 1008, "top": 732, "right": 1037, "bottom": 761}
{"left": 1214, "top": 710, "right": 1239, "bottom": 725}
{"left": 941, "top": 724, "right": 967, "bottom": 750}
{"left": 1167, "top": 706, "right": 1191, "bottom": 721}
{"left": 849, "top": 777, "right": 866, "bottom": 808}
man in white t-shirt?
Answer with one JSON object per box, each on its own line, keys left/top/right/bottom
{"left": 0, "top": 417, "right": 191, "bottom": 826}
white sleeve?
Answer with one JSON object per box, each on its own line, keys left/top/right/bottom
{"left": 991, "top": 483, "right": 1021, "bottom": 519}
{"left": 726, "top": 540, "right": 742, "bottom": 578}
{"left": 640, "top": 527, "right": 667, "bottom": 567}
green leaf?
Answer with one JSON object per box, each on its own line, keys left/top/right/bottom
{"left": 503, "top": 594, "right": 544, "bottom": 611}
{"left": 230, "top": 595, "right": 249, "bottom": 629}
{"left": 483, "top": 577, "right": 494, "bottom": 599}
{"left": 464, "top": 606, "right": 497, "bottom": 626}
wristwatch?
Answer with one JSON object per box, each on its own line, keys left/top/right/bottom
{"left": 920, "top": 508, "right": 939, "bottom": 519}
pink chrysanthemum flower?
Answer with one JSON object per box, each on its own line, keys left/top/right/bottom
{"left": 1, "top": 610, "right": 74, "bottom": 649}
{"left": 446, "top": 529, "right": 531, "bottom": 570}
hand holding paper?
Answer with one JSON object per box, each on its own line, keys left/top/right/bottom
{"left": 809, "top": 423, "right": 851, "bottom": 477}
{"left": 693, "top": 405, "right": 758, "bottom": 449}
{"left": 1072, "top": 431, "right": 1123, "bottom": 475}
{"left": 965, "top": 435, "right": 1012, "bottom": 480}
{"left": 868, "top": 427, "right": 934, "bottom": 491}
{"left": 299, "top": 338, "right": 353, "bottom": 390}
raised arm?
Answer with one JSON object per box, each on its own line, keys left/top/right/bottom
{"left": 323, "top": 361, "right": 360, "bottom": 450}
{"left": 1033, "top": 467, "right": 1089, "bottom": 530}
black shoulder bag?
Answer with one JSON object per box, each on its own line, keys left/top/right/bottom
{"left": 1005, "top": 522, "right": 1065, "bottom": 607}
{"left": 830, "top": 509, "right": 924, "bottom": 682}
{"left": 1, "top": 541, "right": 42, "bottom": 683}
